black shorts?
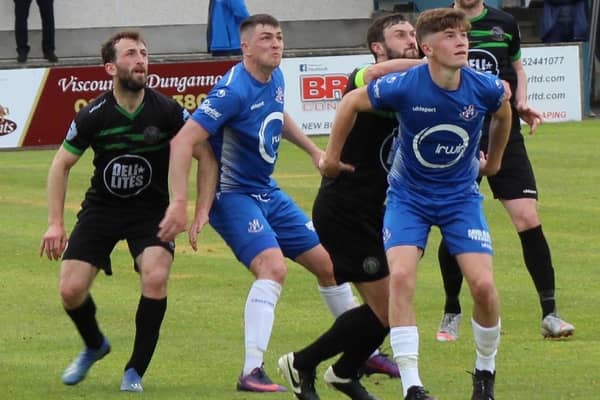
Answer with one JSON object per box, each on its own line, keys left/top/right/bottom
{"left": 312, "top": 189, "right": 389, "bottom": 284}
{"left": 63, "top": 204, "right": 175, "bottom": 275}
{"left": 480, "top": 114, "right": 538, "bottom": 200}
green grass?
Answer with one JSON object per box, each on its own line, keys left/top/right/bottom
{"left": 1, "top": 120, "right": 599, "bottom": 399}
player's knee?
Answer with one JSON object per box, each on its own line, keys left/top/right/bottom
{"left": 470, "top": 278, "right": 497, "bottom": 307}
{"left": 59, "top": 280, "right": 88, "bottom": 307}
{"left": 389, "top": 267, "right": 415, "bottom": 293}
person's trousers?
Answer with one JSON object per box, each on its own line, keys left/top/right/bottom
{"left": 14, "top": 0, "right": 55, "bottom": 55}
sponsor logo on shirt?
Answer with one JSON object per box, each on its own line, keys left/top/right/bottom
{"left": 412, "top": 105, "right": 437, "bottom": 113}
{"left": 250, "top": 101, "right": 265, "bottom": 110}
{"left": 468, "top": 49, "right": 500, "bottom": 76}
{"left": 103, "top": 155, "right": 152, "bottom": 198}
{"left": 199, "top": 99, "right": 222, "bottom": 120}
{"left": 413, "top": 124, "right": 470, "bottom": 169}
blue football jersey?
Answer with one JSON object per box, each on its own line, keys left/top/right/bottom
{"left": 191, "top": 62, "right": 286, "bottom": 193}
{"left": 367, "top": 64, "right": 505, "bottom": 198}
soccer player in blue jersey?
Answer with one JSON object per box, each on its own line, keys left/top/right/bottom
{"left": 320, "top": 8, "right": 538, "bottom": 400}
{"left": 158, "top": 14, "right": 357, "bottom": 393}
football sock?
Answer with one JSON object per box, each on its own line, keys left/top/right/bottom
{"left": 438, "top": 240, "right": 463, "bottom": 314}
{"left": 65, "top": 295, "right": 104, "bottom": 349}
{"left": 472, "top": 318, "right": 500, "bottom": 373}
{"left": 390, "top": 326, "right": 421, "bottom": 397}
{"left": 243, "top": 279, "right": 281, "bottom": 375}
{"left": 295, "top": 304, "right": 375, "bottom": 371}
{"left": 331, "top": 304, "right": 388, "bottom": 378}
{"left": 518, "top": 225, "right": 557, "bottom": 317}
{"left": 125, "top": 296, "right": 167, "bottom": 377}
{"left": 318, "top": 282, "right": 359, "bottom": 317}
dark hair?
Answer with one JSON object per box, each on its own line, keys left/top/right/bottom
{"left": 367, "top": 12, "right": 408, "bottom": 45}
{"left": 239, "top": 13, "right": 280, "bottom": 36}
{"left": 101, "top": 31, "right": 145, "bottom": 64}
{"left": 415, "top": 8, "right": 471, "bottom": 45}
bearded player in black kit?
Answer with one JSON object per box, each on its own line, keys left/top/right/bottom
{"left": 40, "top": 31, "right": 214, "bottom": 392}
{"left": 279, "top": 13, "right": 423, "bottom": 400}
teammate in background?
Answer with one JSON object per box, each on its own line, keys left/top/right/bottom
{"left": 39, "top": 31, "right": 206, "bottom": 392}
{"left": 158, "top": 14, "right": 358, "bottom": 393}
{"left": 278, "top": 12, "right": 423, "bottom": 400}
{"left": 319, "top": 7, "right": 541, "bottom": 399}
{"left": 435, "top": 0, "right": 573, "bottom": 344}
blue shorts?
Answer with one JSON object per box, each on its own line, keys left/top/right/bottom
{"left": 383, "top": 187, "right": 493, "bottom": 255}
{"left": 209, "top": 189, "right": 320, "bottom": 266}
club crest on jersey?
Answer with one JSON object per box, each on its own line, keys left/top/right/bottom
{"left": 275, "top": 86, "right": 284, "bottom": 104}
{"left": 459, "top": 104, "right": 478, "bottom": 121}
{"left": 490, "top": 26, "right": 505, "bottom": 42}
{"left": 103, "top": 155, "right": 152, "bottom": 198}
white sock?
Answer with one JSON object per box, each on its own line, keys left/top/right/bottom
{"left": 390, "top": 326, "right": 421, "bottom": 397}
{"left": 242, "top": 279, "right": 282, "bottom": 375}
{"left": 472, "top": 318, "right": 500, "bottom": 373}
{"left": 318, "top": 282, "right": 360, "bottom": 317}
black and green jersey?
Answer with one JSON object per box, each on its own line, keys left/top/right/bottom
{"left": 318, "top": 66, "right": 398, "bottom": 207}
{"left": 466, "top": 5, "right": 520, "bottom": 95}
{"left": 63, "top": 88, "right": 189, "bottom": 209}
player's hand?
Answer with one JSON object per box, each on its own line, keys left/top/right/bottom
{"left": 158, "top": 201, "right": 188, "bottom": 242}
{"left": 188, "top": 214, "right": 209, "bottom": 251}
{"left": 40, "top": 224, "right": 68, "bottom": 261}
{"left": 516, "top": 102, "right": 543, "bottom": 135}
{"left": 318, "top": 155, "right": 355, "bottom": 178}
{"left": 479, "top": 150, "right": 500, "bottom": 177}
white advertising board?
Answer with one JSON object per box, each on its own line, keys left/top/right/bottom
{"left": 521, "top": 45, "right": 582, "bottom": 122}
{"left": 0, "top": 68, "right": 47, "bottom": 148}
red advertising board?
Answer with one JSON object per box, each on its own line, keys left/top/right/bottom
{"left": 21, "top": 60, "right": 236, "bottom": 147}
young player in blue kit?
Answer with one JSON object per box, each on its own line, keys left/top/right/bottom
{"left": 320, "top": 8, "right": 539, "bottom": 400}
{"left": 158, "top": 14, "right": 358, "bottom": 392}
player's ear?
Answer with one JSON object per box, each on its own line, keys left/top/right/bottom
{"left": 370, "top": 42, "right": 384, "bottom": 58}
{"left": 104, "top": 62, "right": 117, "bottom": 76}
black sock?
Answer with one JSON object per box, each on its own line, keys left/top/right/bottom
{"left": 65, "top": 295, "right": 104, "bottom": 349}
{"left": 294, "top": 304, "right": 379, "bottom": 371}
{"left": 332, "top": 305, "right": 388, "bottom": 379}
{"left": 124, "top": 296, "right": 167, "bottom": 377}
{"left": 438, "top": 240, "right": 463, "bottom": 314}
{"left": 518, "top": 225, "right": 556, "bottom": 317}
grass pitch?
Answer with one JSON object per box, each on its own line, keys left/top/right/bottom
{"left": 1, "top": 120, "right": 599, "bottom": 399}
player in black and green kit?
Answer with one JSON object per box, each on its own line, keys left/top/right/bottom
{"left": 40, "top": 31, "right": 212, "bottom": 392}
{"left": 435, "top": 2, "right": 574, "bottom": 397}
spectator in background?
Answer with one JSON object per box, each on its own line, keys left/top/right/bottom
{"left": 14, "top": 0, "right": 58, "bottom": 63}
{"left": 540, "top": 0, "right": 589, "bottom": 43}
{"left": 206, "top": 0, "right": 250, "bottom": 56}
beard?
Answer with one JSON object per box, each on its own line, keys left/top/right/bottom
{"left": 117, "top": 69, "right": 147, "bottom": 92}
{"left": 386, "top": 46, "right": 420, "bottom": 60}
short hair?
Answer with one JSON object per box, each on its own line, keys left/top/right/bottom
{"left": 367, "top": 12, "right": 408, "bottom": 46}
{"left": 101, "top": 31, "right": 145, "bottom": 64}
{"left": 415, "top": 8, "right": 471, "bottom": 45}
{"left": 240, "top": 13, "right": 280, "bottom": 37}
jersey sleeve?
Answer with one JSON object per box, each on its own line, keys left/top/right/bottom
{"left": 508, "top": 17, "right": 521, "bottom": 62}
{"left": 62, "top": 111, "right": 94, "bottom": 156}
{"left": 366, "top": 72, "right": 406, "bottom": 111}
{"left": 190, "top": 85, "right": 242, "bottom": 136}
{"left": 484, "top": 75, "right": 507, "bottom": 114}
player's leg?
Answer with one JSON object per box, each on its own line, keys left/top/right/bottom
{"left": 120, "top": 220, "right": 174, "bottom": 392}
{"left": 435, "top": 239, "right": 464, "bottom": 342}
{"left": 456, "top": 252, "right": 500, "bottom": 400}
{"left": 489, "top": 132, "right": 573, "bottom": 337}
{"left": 210, "top": 193, "right": 287, "bottom": 392}
{"left": 442, "top": 195, "right": 499, "bottom": 400}
{"left": 59, "top": 208, "right": 116, "bottom": 385}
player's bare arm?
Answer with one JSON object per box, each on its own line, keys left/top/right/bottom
{"left": 319, "top": 86, "right": 372, "bottom": 177}
{"left": 40, "top": 147, "right": 80, "bottom": 260}
{"left": 362, "top": 58, "right": 424, "bottom": 84}
{"left": 481, "top": 99, "right": 511, "bottom": 177}
{"left": 512, "top": 58, "right": 543, "bottom": 134}
{"left": 188, "top": 141, "right": 218, "bottom": 251}
{"left": 281, "top": 111, "right": 323, "bottom": 169}
{"left": 158, "top": 119, "right": 209, "bottom": 242}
